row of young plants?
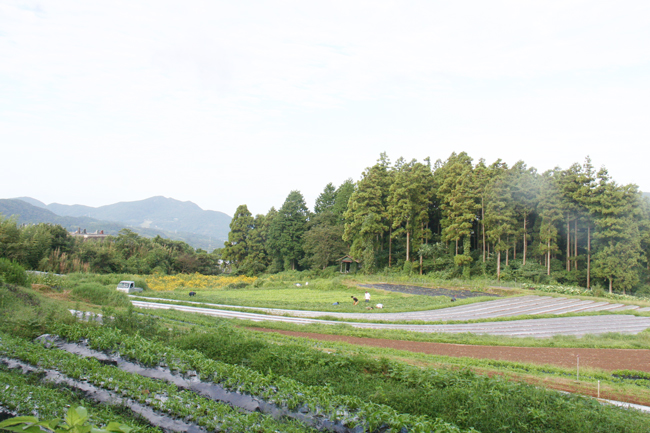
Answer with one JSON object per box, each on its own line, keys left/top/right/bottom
{"left": 52, "top": 322, "right": 472, "bottom": 433}
{"left": 0, "top": 333, "right": 315, "bottom": 433}
{"left": 0, "top": 368, "right": 160, "bottom": 433}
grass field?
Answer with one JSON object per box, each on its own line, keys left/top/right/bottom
{"left": 138, "top": 279, "right": 483, "bottom": 312}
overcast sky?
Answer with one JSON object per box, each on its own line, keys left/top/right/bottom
{"left": 1, "top": 1, "right": 649, "bottom": 216}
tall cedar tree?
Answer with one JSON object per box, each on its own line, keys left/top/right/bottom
{"left": 344, "top": 155, "right": 391, "bottom": 266}
{"left": 571, "top": 157, "right": 597, "bottom": 287}
{"left": 222, "top": 205, "right": 254, "bottom": 267}
{"left": 388, "top": 159, "right": 433, "bottom": 263}
{"left": 267, "top": 191, "right": 309, "bottom": 271}
{"left": 302, "top": 212, "right": 347, "bottom": 270}
{"left": 591, "top": 169, "right": 644, "bottom": 293}
{"left": 537, "top": 171, "right": 564, "bottom": 275}
{"left": 332, "top": 179, "right": 356, "bottom": 222}
{"left": 240, "top": 213, "right": 271, "bottom": 274}
{"left": 314, "top": 183, "right": 337, "bottom": 214}
{"left": 435, "top": 152, "right": 477, "bottom": 257}
{"left": 510, "top": 161, "right": 539, "bottom": 266}
{"left": 484, "top": 165, "right": 516, "bottom": 280}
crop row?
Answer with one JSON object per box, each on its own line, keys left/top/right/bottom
{"left": 0, "top": 333, "right": 313, "bottom": 433}
{"left": 0, "top": 368, "right": 160, "bottom": 433}
{"left": 53, "top": 323, "right": 472, "bottom": 433}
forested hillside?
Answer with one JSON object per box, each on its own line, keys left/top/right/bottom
{"left": 0, "top": 199, "right": 224, "bottom": 251}
{"left": 1, "top": 152, "right": 648, "bottom": 295}
{"left": 34, "top": 196, "right": 231, "bottom": 241}
{"left": 223, "top": 152, "right": 650, "bottom": 294}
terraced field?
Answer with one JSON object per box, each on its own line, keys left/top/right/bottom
{"left": 130, "top": 295, "right": 650, "bottom": 338}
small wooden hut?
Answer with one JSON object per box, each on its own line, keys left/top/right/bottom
{"left": 337, "top": 255, "right": 360, "bottom": 273}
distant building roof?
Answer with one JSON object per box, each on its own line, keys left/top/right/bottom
{"left": 69, "top": 228, "right": 108, "bottom": 239}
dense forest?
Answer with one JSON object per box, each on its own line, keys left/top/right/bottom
{"left": 223, "top": 152, "right": 650, "bottom": 294}
{"left": 1, "top": 152, "right": 648, "bottom": 295}
{"left": 0, "top": 221, "right": 224, "bottom": 278}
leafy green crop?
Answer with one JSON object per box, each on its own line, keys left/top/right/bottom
{"left": 0, "top": 334, "right": 313, "bottom": 433}
{"left": 49, "top": 323, "right": 472, "bottom": 433}
{"left": 0, "top": 406, "right": 132, "bottom": 433}
{"left": 0, "top": 369, "right": 159, "bottom": 433}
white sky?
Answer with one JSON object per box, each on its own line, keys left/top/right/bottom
{"left": 1, "top": 1, "right": 649, "bottom": 216}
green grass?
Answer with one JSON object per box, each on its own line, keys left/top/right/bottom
{"left": 0, "top": 283, "right": 74, "bottom": 338}
{"left": 141, "top": 286, "right": 457, "bottom": 312}
{"left": 139, "top": 277, "right": 495, "bottom": 313}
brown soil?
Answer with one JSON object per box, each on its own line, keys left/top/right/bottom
{"left": 249, "top": 328, "right": 650, "bottom": 373}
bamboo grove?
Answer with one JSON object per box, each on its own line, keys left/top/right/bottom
{"left": 223, "top": 152, "right": 650, "bottom": 294}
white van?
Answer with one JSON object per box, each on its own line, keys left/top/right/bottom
{"left": 116, "top": 281, "right": 143, "bottom": 294}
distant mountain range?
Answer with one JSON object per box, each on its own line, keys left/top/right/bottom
{"left": 0, "top": 196, "right": 231, "bottom": 251}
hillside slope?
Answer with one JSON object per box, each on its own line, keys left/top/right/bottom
{"left": 40, "top": 196, "right": 231, "bottom": 241}
{"left": 0, "top": 199, "right": 226, "bottom": 251}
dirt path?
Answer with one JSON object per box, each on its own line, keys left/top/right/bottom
{"left": 249, "top": 328, "right": 650, "bottom": 373}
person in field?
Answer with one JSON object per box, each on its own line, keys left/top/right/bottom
{"left": 365, "top": 291, "right": 370, "bottom": 302}
{"left": 351, "top": 296, "right": 359, "bottom": 305}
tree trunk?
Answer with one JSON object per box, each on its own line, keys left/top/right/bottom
{"left": 514, "top": 240, "right": 517, "bottom": 261}
{"left": 455, "top": 239, "right": 458, "bottom": 256}
{"left": 609, "top": 277, "right": 613, "bottom": 294}
{"left": 420, "top": 254, "right": 423, "bottom": 275}
{"left": 587, "top": 225, "right": 591, "bottom": 289}
{"left": 426, "top": 222, "right": 429, "bottom": 244}
{"left": 523, "top": 216, "right": 527, "bottom": 265}
{"left": 566, "top": 219, "right": 570, "bottom": 271}
{"left": 547, "top": 239, "right": 551, "bottom": 276}
{"left": 506, "top": 247, "right": 509, "bottom": 267}
{"left": 482, "top": 197, "right": 486, "bottom": 263}
{"left": 574, "top": 219, "right": 578, "bottom": 271}
{"left": 389, "top": 227, "right": 392, "bottom": 268}
{"left": 406, "top": 231, "right": 410, "bottom": 262}
{"left": 497, "top": 250, "right": 501, "bottom": 281}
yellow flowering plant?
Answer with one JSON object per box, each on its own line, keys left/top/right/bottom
{"left": 146, "top": 273, "right": 257, "bottom": 291}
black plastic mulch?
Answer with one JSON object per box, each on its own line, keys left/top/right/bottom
{"left": 358, "top": 283, "right": 500, "bottom": 299}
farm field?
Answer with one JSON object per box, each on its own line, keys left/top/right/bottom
{"left": 140, "top": 279, "right": 476, "bottom": 313}
{"left": 3, "top": 273, "right": 650, "bottom": 433}
{"left": 130, "top": 297, "right": 650, "bottom": 337}
{"left": 250, "top": 328, "right": 650, "bottom": 373}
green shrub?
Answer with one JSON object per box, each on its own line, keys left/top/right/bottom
{"left": 0, "top": 284, "right": 73, "bottom": 338}
{"left": 70, "top": 283, "right": 130, "bottom": 307}
{"left": 172, "top": 325, "right": 266, "bottom": 365}
{"left": 0, "top": 258, "right": 27, "bottom": 286}
{"left": 27, "top": 272, "right": 66, "bottom": 288}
